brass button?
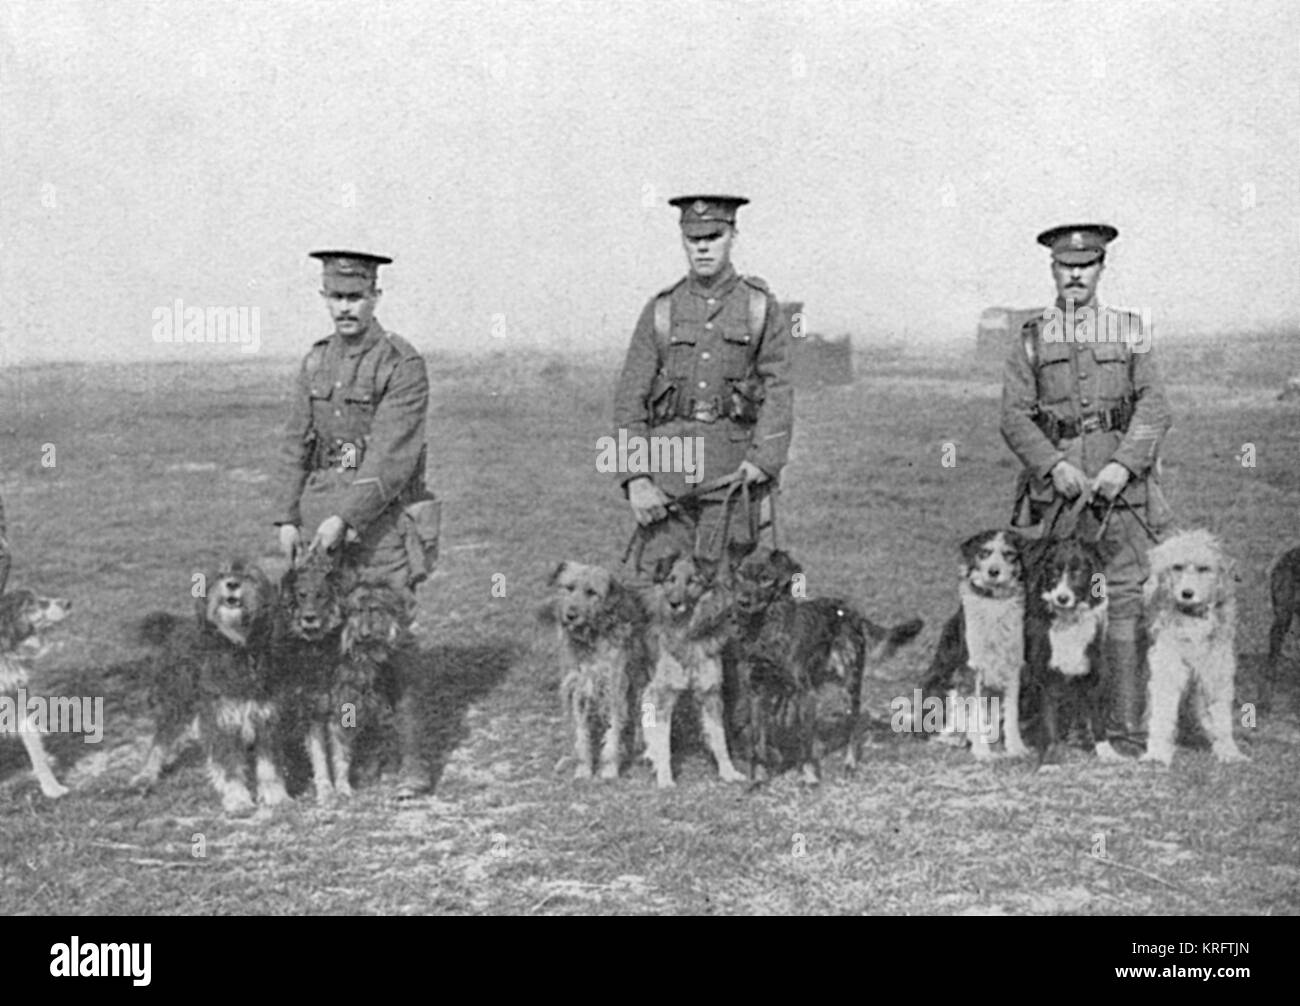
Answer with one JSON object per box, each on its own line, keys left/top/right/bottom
{"left": 701, "top": 352, "right": 710, "bottom": 360}
{"left": 698, "top": 381, "right": 707, "bottom": 389}
{"left": 705, "top": 322, "right": 714, "bottom": 330}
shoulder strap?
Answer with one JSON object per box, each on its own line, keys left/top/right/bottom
{"left": 653, "top": 293, "right": 672, "bottom": 343}
{"left": 1020, "top": 318, "right": 1038, "bottom": 369}
{"left": 746, "top": 287, "right": 767, "bottom": 340}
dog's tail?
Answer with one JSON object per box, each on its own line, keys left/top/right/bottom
{"left": 862, "top": 616, "right": 924, "bottom": 663}
{"left": 139, "top": 611, "right": 184, "bottom": 647}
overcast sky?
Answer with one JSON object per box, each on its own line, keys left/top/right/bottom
{"left": 2, "top": 0, "right": 1297, "bottom": 363}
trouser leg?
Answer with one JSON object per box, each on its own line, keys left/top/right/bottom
{"left": 1105, "top": 615, "right": 1146, "bottom": 750}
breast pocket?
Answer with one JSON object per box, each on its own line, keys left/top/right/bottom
{"left": 344, "top": 390, "right": 376, "bottom": 416}
{"left": 1090, "top": 343, "right": 1131, "bottom": 402}
{"left": 666, "top": 328, "right": 697, "bottom": 380}
{"left": 1035, "top": 342, "right": 1075, "bottom": 406}
{"left": 720, "top": 327, "right": 753, "bottom": 379}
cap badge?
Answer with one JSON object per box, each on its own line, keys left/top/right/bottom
{"left": 693, "top": 200, "right": 708, "bottom": 215}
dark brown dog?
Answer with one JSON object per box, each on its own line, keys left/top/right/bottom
{"left": 275, "top": 546, "right": 353, "bottom": 804}
{"left": 134, "top": 558, "right": 287, "bottom": 814}
{"left": 1263, "top": 546, "right": 1300, "bottom": 711}
{"left": 729, "top": 544, "right": 923, "bottom": 784}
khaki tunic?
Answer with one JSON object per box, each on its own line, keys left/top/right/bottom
{"left": 612, "top": 265, "right": 793, "bottom": 575}
{"left": 1001, "top": 305, "right": 1173, "bottom": 620}
{"left": 275, "top": 320, "right": 430, "bottom": 592}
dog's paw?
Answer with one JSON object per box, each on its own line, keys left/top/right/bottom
{"left": 1094, "top": 741, "right": 1128, "bottom": 763}
{"left": 1140, "top": 750, "right": 1173, "bottom": 768}
{"left": 39, "top": 780, "right": 70, "bottom": 799}
{"left": 799, "top": 764, "right": 821, "bottom": 786}
{"left": 572, "top": 763, "right": 594, "bottom": 781}
{"left": 719, "top": 767, "right": 746, "bottom": 783}
{"left": 222, "top": 790, "right": 256, "bottom": 816}
{"left": 1003, "top": 740, "right": 1029, "bottom": 759}
{"left": 599, "top": 763, "right": 620, "bottom": 781}
{"left": 1213, "top": 747, "right": 1250, "bottom": 764}
{"left": 654, "top": 771, "right": 676, "bottom": 789}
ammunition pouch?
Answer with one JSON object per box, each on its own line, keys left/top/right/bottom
{"left": 311, "top": 434, "right": 365, "bottom": 472}
{"left": 726, "top": 375, "right": 765, "bottom": 425}
{"left": 649, "top": 378, "right": 680, "bottom": 426}
{"left": 1032, "top": 400, "right": 1133, "bottom": 444}
{"left": 647, "top": 374, "right": 762, "bottom": 427}
{"left": 399, "top": 491, "right": 441, "bottom": 586}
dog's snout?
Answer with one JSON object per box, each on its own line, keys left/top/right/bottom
{"left": 987, "top": 567, "right": 1001, "bottom": 580}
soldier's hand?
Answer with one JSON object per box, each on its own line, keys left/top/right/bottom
{"left": 737, "top": 460, "right": 769, "bottom": 485}
{"left": 278, "top": 524, "right": 301, "bottom": 561}
{"left": 627, "top": 477, "right": 669, "bottom": 526}
{"left": 1050, "top": 460, "right": 1092, "bottom": 499}
{"left": 1092, "top": 461, "right": 1131, "bottom": 501}
{"left": 311, "top": 515, "right": 348, "bottom": 553}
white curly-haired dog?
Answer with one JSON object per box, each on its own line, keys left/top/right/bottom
{"left": 1141, "top": 530, "right": 1248, "bottom": 766}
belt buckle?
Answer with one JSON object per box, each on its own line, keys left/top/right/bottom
{"left": 1081, "top": 414, "right": 1102, "bottom": 433}
{"left": 693, "top": 404, "right": 718, "bottom": 422}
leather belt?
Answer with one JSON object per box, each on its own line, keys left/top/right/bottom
{"left": 1038, "top": 405, "right": 1129, "bottom": 443}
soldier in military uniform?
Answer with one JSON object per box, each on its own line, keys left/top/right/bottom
{"left": 275, "top": 250, "right": 435, "bottom": 799}
{"left": 613, "top": 195, "right": 793, "bottom": 580}
{"left": 1001, "top": 223, "right": 1173, "bottom": 755}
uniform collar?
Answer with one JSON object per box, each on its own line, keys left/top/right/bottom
{"left": 334, "top": 318, "right": 384, "bottom": 357}
{"left": 1053, "top": 297, "right": 1106, "bottom": 319}
{"left": 685, "top": 264, "right": 739, "bottom": 299}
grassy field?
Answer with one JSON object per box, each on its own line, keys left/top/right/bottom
{"left": 1, "top": 331, "right": 1298, "bottom": 915}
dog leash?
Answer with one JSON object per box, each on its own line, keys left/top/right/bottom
{"left": 1095, "top": 487, "right": 1160, "bottom": 544}
{"left": 622, "top": 473, "right": 741, "bottom": 572}
{"left": 621, "top": 474, "right": 780, "bottom": 574}
{"left": 1042, "top": 488, "right": 1158, "bottom": 545}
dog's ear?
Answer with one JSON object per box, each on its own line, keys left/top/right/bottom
{"left": 1021, "top": 536, "right": 1050, "bottom": 569}
{"left": 194, "top": 572, "right": 212, "bottom": 629}
{"left": 548, "top": 561, "right": 569, "bottom": 586}
{"left": 1003, "top": 530, "right": 1028, "bottom": 555}
{"left": 694, "top": 555, "right": 720, "bottom": 587}
{"left": 768, "top": 549, "right": 803, "bottom": 587}
{"left": 652, "top": 553, "right": 679, "bottom": 585}
{"left": 1093, "top": 534, "right": 1122, "bottom": 566}
{"left": 336, "top": 562, "right": 359, "bottom": 596}
{"left": 728, "top": 539, "right": 757, "bottom": 566}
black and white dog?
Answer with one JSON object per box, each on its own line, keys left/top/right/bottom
{"left": 1024, "top": 534, "right": 1119, "bottom": 764}
{"left": 920, "top": 530, "right": 1029, "bottom": 759}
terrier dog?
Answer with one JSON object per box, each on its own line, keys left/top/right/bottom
{"left": 1142, "top": 530, "right": 1247, "bottom": 766}
{"left": 548, "top": 561, "right": 651, "bottom": 781}
{"left": 642, "top": 553, "right": 745, "bottom": 788}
